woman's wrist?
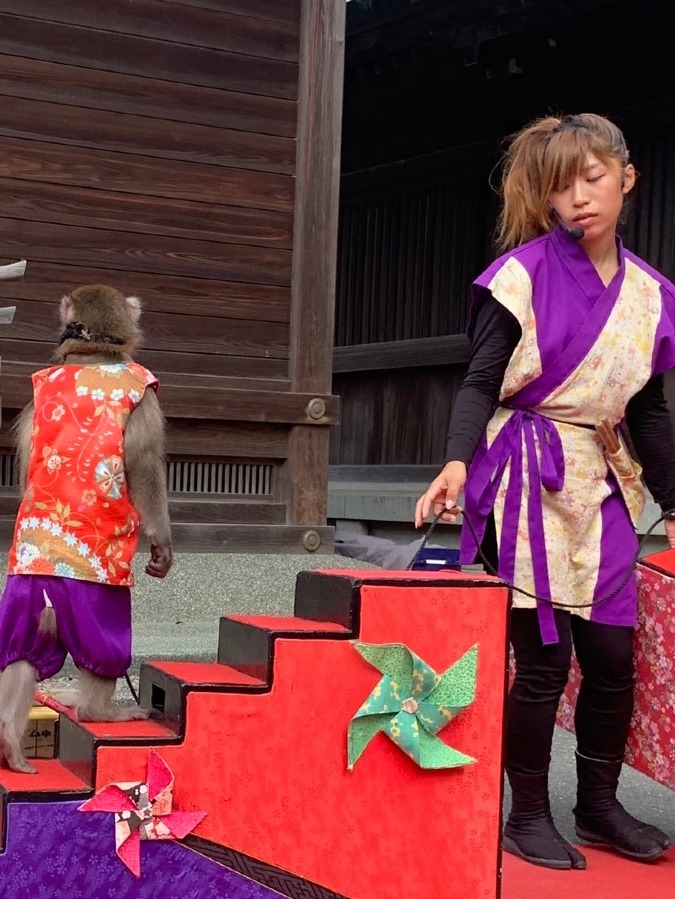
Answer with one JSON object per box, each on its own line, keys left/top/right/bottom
{"left": 441, "top": 459, "right": 467, "bottom": 475}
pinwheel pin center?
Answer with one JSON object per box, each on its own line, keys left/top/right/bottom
{"left": 401, "top": 697, "right": 419, "bottom": 714}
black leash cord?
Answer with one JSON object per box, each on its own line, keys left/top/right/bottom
{"left": 124, "top": 670, "right": 140, "bottom": 705}
{"left": 408, "top": 509, "right": 667, "bottom": 610}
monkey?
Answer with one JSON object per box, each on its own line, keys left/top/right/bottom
{"left": 0, "top": 284, "right": 172, "bottom": 773}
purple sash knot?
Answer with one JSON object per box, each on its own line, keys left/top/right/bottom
{"left": 462, "top": 408, "right": 565, "bottom": 644}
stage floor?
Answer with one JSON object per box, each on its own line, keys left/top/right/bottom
{"left": 503, "top": 844, "right": 674, "bottom": 899}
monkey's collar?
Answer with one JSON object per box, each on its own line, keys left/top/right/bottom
{"left": 59, "top": 322, "right": 125, "bottom": 346}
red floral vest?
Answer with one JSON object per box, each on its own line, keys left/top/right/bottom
{"left": 8, "top": 362, "right": 159, "bottom": 586}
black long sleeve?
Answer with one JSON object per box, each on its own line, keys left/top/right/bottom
{"left": 625, "top": 375, "right": 675, "bottom": 512}
{"left": 445, "top": 291, "right": 521, "bottom": 464}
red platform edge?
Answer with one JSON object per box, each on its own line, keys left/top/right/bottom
{"left": 144, "top": 660, "right": 267, "bottom": 686}
{"left": 227, "top": 614, "right": 350, "bottom": 633}
{"left": 35, "top": 692, "right": 174, "bottom": 740}
{"left": 0, "top": 758, "right": 89, "bottom": 794}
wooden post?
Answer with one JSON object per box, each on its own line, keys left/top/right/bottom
{"left": 285, "top": 0, "right": 345, "bottom": 536}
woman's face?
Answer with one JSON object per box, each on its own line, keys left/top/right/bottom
{"left": 549, "top": 152, "right": 635, "bottom": 242}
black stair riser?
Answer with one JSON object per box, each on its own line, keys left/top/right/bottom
{"left": 217, "top": 618, "right": 355, "bottom": 684}
{"left": 138, "top": 666, "right": 185, "bottom": 733}
{"left": 58, "top": 714, "right": 96, "bottom": 786}
{"left": 138, "top": 664, "right": 269, "bottom": 737}
{"left": 292, "top": 570, "right": 361, "bottom": 630}
{"left": 56, "top": 710, "right": 180, "bottom": 788}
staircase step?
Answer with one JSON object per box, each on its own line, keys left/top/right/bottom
{"left": 48, "top": 697, "right": 177, "bottom": 787}
{"left": 0, "top": 759, "right": 90, "bottom": 847}
{"left": 37, "top": 693, "right": 175, "bottom": 740}
{"left": 139, "top": 660, "right": 267, "bottom": 732}
{"left": 290, "top": 567, "right": 503, "bottom": 632}
{"left": 292, "top": 568, "right": 363, "bottom": 629}
{"left": 0, "top": 758, "right": 89, "bottom": 795}
{"left": 143, "top": 659, "right": 268, "bottom": 685}
{"left": 217, "top": 614, "right": 351, "bottom": 681}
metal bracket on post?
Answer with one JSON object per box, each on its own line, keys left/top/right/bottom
{"left": 0, "top": 259, "right": 27, "bottom": 426}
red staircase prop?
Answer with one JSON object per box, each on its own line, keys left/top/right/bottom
{"left": 1, "top": 568, "right": 510, "bottom": 899}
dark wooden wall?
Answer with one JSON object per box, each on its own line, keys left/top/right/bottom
{"left": 332, "top": 0, "right": 675, "bottom": 470}
{"left": 0, "top": 0, "right": 345, "bottom": 552}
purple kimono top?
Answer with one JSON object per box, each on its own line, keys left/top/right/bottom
{"left": 460, "top": 227, "right": 675, "bottom": 643}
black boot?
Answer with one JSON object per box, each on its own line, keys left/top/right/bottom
{"left": 574, "top": 752, "right": 671, "bottom": 861}
{"left": 503, "top": 769, "right": 587, "bottom": 869}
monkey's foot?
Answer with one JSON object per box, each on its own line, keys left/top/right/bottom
{"left": 5, "top": 755, "right": 38, "bottom": 774}
{"left": 0, "top": 727, "right": 38, "bottom": 774}
{"left": 77, "top": 704, "right": 151, "bottom": 722}
{"left": 112, "top": 705, "right": 151, "bottom": 722}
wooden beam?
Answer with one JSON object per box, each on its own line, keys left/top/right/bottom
{"left": 161, "top": 386, "right": 340, "bottom": 426}
{"left": 0, "top": 514, "right": 335, "bottom": 554}
{"left": 333, "top": 334, "right": 470, "bottom": 373}
{"left": 285, "top": 0, "right": 346, "bottom": 526}
{"left": 289, "top": 0, "right": 345, "bottom": 394}
{"left": 157, "top": 522, "right": 335, "bottom": 554}
{"left": 0, "top": 371, "right": 338, "bottom": 424}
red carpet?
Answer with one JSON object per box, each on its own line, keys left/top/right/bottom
{"left": 503, "top": 845, "right": 674, "bottom": 899}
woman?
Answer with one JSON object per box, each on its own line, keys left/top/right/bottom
{"left": 415, "top": 113, "right": 674, "bottom": 870}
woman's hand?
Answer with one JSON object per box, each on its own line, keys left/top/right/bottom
{"left": 664, "top": 518, "right": 675, "bottom": 549}
{"left": 414, "top": 460, "right": 467, "bottom": 528}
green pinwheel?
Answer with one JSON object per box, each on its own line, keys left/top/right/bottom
{"left": 347, "top": 642, "right": 478, "bottom": 770}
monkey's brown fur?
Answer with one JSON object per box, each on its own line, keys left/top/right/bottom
{"left": 0, "top": 284, "right": 172, "bottom": 773}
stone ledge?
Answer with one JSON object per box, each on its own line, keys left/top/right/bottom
{"left": 328, "top": 477, "right": 667, "bottom": 537}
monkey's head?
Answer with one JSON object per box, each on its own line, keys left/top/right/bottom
{"left": 56, "top": 284, "right": 142, "bottom": 362}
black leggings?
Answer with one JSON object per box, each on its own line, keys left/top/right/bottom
{"left": 506, "top": 608, "right": 635, "bottom": 774}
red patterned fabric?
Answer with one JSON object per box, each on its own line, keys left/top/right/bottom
{"left": 554, "top": 560, "right": 674, "bottom": 789}
{"left": 8, "top": 362, "right": 158, "bottom": 587}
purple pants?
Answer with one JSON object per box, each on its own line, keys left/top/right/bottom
{"left": 0, "top": 574, "right": 132, "bottom": 681}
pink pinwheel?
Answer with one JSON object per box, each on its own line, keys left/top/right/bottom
{"left": 79, "top": 750, "right": 206, "bottom": 876}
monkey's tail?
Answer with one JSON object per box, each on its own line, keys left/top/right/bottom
{"left": 38, "top": 589, "right": 57, "bottom": 636}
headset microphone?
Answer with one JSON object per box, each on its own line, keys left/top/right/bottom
{"left": 565, "top": 223, "right": 585, "bottom": 240}
{"left": 553, "top": 211, "right": 585, "bottom": 241}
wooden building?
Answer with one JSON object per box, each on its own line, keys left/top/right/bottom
{"left": 332, "top": 0, "right": 675, "bottom": 518}
{"left": 1, "top": 1, "right": 673, "bottom": 550}
{"left": 0, "top": 0, "right": 345, "bottom": 553}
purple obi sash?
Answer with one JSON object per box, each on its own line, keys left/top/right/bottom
{"left": 460, "top": 408, "right": 565, "bottom": 644}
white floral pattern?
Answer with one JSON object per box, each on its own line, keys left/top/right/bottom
{"left": 487, "top": 257, "right": 542, "bottom": 398}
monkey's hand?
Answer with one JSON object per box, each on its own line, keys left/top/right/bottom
{"left": 146, "top": 541, "right": 173, "bottom": 578}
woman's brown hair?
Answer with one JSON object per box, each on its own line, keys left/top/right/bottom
{"left": 495, "top": 113, "right": 631, "bottom": 251}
